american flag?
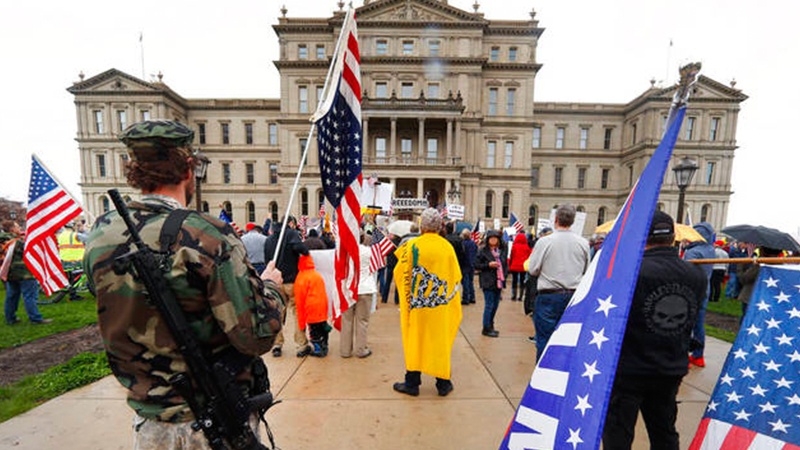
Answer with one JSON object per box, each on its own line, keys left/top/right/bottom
{"left": 313, "top": 8, "right": 361, "bottom": 328}
{"left": 471, "top": 219, "right": 481, "bottom": 246}
{"left": 319, "top": 202, "right": 326, "bottom": 219}
{"left": 298, "top": 215, "right": 308, "bottom": 239}
{"left": 218, "top": 208, "right": 241, "bottom": 235}
{"left": 369, "top": 228, "right": 395, "bottom": 273}
{"left": 23, "top": 155, "right": 83, "bottom": 295}
{"left": 510, "top": 212, "right": 524, "bottom": 234}
{"left": 500, "top": 106, "right": 688, "bottom": 449}
{"left": 689, "top": 265, "right": 800, "bottom": 449}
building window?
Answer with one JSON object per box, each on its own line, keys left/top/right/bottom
{"left": 316, "top": 44, "right": 325, "bottom": 59}
{"left": 604, "top": 128, "right": 612, "bottom": 150}
{"left": 140, "top": 110, "right": 150, "bottom": 121}
{"left": 269, "top": 202, "right": 278, "bottom": 222}
{"left": 532, "top": 126, "right": 541, "bottom": 148}
{"left": 269, "top": 123, "right": 277, "bottom": 145}
{"left": 597, "top": 207, "right": 607, "bottom": 226}
{"left": 269, "top": 163, "right": 278, "bottom": 184}
{"left": 401, "top": 82, "right": 413, "bottom": 98}
{"left": 710, "top": 117, "right": 720, "bottom": 141}
{"left": 529, "top": 205, "right": 537, "bottom": 223}
{"left": 502, "top": 192, "right": 511, "bottom": 219}
{"left": 375, "top": 137, "right": 387, "bottom": 162}
{"left": 93, "top": 110, "right": 104, "bottom": 134}
{"left": 198, "top": 123, "right": 206, "bottom": 144}
{"left": 376, "top": 39, "right": 388, "bottom": 55}
{"left": 427, "top": 83, "right": 439, "bottom": 99}
{"left": 316, "top": 86, "right": 324, "bottom": 106}
{"left": 120, "top": 154, "right": 129, "bottom": 177}
{"left": 429, "top": 40, "right": 440, "bottom": 57}
{"left": 488, "top": 88, "right": 498, "bottom": 116}
{"left": 97, "top": 154, "right": 106, "bottom": 177}
{"left": 300, "top": 189, "right": 309, "bottom": 216}
{"left": 117, "top": 110, "right": 127, "bottom": 131}
{"left": 485, "top": 191, "right": 493, "bottom": 218}
{"left": 426, "top": 138, "right": 438, "bottom": 163}
{"left": 701, "top": 204, "right": 711, "bottom": 223}
{"left": 100, "top": 196, "right": 110, "bottom": 213}
{"left": 222, "top": 163, "right": 231, "bottom": 184}
{"left": 601, "top": 168, "right": 610, "bottom": 189}
{"left": 401, "top": 138, "right": 412, "bottom": 162}
{"left": 685, "top": 117, "right": 695, "bottom": 140}
{"left": 631, "top": 123, "right": 637, "bottom": 145}
{"left": 506, "top": 88, "right": 516, "bottom": 115}
{"left": 402, "top": 40, "right": 413, "bottom": 55}
{"left": 556, "top": 127, "right": 565, "bottom": 149}
{"left": 554, "top": 167, "right": 563, "bottom": 188}
{"left": 245, "top": 123, "right": 253, "bottom": 145}
{"left": 508, "top": 47, "right": 517, "bottom": 61}
{"left": 578, "top": 167, "right": 587, "bottom": 189}
{"left": 246, "top": 162, "right": 254, "bottom": 184}
{"left": 246, "top": 201, "right": 256, "bottom": 222}
{"left": 530, "top": 167, "right": 540, "bottom": 188}
{"left": 487, "top": 141, "right": 496, "bottom": 168}
{"left": 628, "top": 165, "right": 634, "bottom": 187}
{"left": 299, "top": 86, "right": 308, "bottom": 113}
{"left": 201, "top": 201, "right": 209, "bottom": 213}
{"left": 580, "top": 127, "right": 589, "bottom": 149}
{"left": 221, "top": 123, "right": 230, "bottom": 144}
{"left": 706, "top": 161, "right": 715, "bottom": 185}
{"left": 223, "top": 201, "right": 232, "bottom": 219}
{"left": 504, "top": 141, "right": 513, "bottom": 169}
{"left": 376, "top": 82, "right": 388, "bottom": 98}
{"left": 490, "top": 46, "right": 499, "bottom": 61}
{"left": 298, "top": 44, "right": 308, "bottom": 60}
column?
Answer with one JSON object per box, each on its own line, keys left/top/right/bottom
{"left": 362, "top": 118, "right": 369, "bottom": 162}
{"left": 446, "top": 118, "right": 453, "bottom": 162}
{"left": 454, "top": 119, "right": 462, "bottom": 165}
{"left": 417, "top": 178, "right": 424, "bottom": 198}
{"left": 390, "top": 118, "right": 397, "bottom": 163}
{"left": 418, "top": 118, "right": 425, "bottom": 161}
{"left": 445, "top": 179, "right": 451, "bottom": 202}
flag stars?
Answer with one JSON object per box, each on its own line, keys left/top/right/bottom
{"left": 746, "top": 324, "right": 761, "bottom": 336}
{"left": 574, "top": 395, "right": 592, "bottom": 417}
{"left": 725, "top": 391, "right": 742, "bottom": 403}
{"left": 787, "top": 350, "right": 800, "bottom": 362}
{"left": 707, "top": 401, "right": 718, "bottom": 412}
{"left": 739, "top": 366, "right": 756, "bottom": 379}
{"left": 776, "top": 333, "right": 794, "bottom": 346}
{"left": 733, "top": 409, "right": 752, "bottom": 421}
{"left": 748, "top": 384, "right": 767, "bottom": 397}
{"left": 720, "top": 373, "right": 735, "bottom": 386}
{"left": 787, "top": 307, "right": 800, "bottom": 319}
{"left": 775, "top": 291, "right": 791, "bottom": 303}
{"left": 768, "top": 419, "right": 790, "bottom": 433}
{"left": 588, "top": 328, "right": 609, "bottom": 350}
{"left": 765, "top": 317, "right": 782, "bottom": 329}
{"left": 753, "top": 342, "right": 770, "bottom": 354}
{"left": 787, "top": 394, "right": 800, "bottom": 406}
{"left": 774, "top": 377, "right": 793, "bottom": 389}
{"left": 566, "top": 428, "right": 583, "bottom": 450}
{"left": 759, "top": 402, "right": 778, "bottom": 414}
{"left": 595, "top": 295, "right": 617, "bottom": 317}
{"left": 732, "top": 348, "right": 748, "bottom": 360}
{"left": 755, "top": 300, "right": 771, "bottom": 312}
{"left": 764, "top": 276, "right": 779, "bottom": 287}
{"left": 581, "top": 360, "right": 601, "bottom": 383}
{"left": 763, "top": 360, "right": 781, "bottom": 372}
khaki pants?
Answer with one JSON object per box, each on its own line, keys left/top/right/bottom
{"left": 273, "top": 282, "right": 309, "bottom": 350}
{"left": 132, "top": 414, "right": 261, "bottom": 450}
{"left": 340, "top": 293, "right": 371, "bottom": 357}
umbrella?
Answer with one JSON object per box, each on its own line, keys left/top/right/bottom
{"left": 387, "top": 219, "right": 414, "bottom": 238}
{"left": 594, "top": 220, "right": 705, "bottom": 243}
{"left": 721, "top": 224, "right": 800, "bottom": 253}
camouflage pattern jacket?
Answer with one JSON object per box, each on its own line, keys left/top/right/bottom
{"left": 83, "top": 196, "right": 284, "bottom": 422}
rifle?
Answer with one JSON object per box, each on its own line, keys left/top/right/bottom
{"left": 108, "top": 189, "right": 277, "bottom": 450}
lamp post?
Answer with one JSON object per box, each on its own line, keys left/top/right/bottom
{"left": 194, "top": 151, "right": 211, "bottom": 212}
{"left": 672, "top": 156, "right": 698, "bottom": 224}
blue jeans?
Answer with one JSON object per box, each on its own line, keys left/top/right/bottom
{"left": 533, "top": 292, "right": 572, "bottom": 360}
{"left": 725, "top": 272, "right": 740, "bottom": 299}
{"left": 5, "top": 279, "right": 43, "bottom": 323}
{"left": 482, "top": 288, "right": 501, "bottom": 329}
{"left": 461, "top": 269, "right": 475, "bottom": 303}
{"left": 691, "top": 295, "right": 709, "bottom": 358}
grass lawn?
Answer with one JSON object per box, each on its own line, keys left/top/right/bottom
{"left": 0, "top": 283, "right": 98, "bottom": 349}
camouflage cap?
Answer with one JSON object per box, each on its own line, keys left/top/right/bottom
{"left": 119, "top": 120, "right": 195, "bottom": 160}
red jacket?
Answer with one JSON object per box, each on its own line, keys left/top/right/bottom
{"left": 294, "top": 255, "right": 329, "bottom": 330}
{"left": 508, "top": 233, "right": 532, "bottom": 272}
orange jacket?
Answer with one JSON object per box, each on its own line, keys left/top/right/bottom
{"left": 294, "top": 254, "right": 329, "bottom": 330}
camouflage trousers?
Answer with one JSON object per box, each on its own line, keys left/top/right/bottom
{"left": 133, "top": 414, "right": 261, "bottom": 450}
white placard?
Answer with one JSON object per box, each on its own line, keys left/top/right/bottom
{"left": 391, "top": 198, "right": 430, "bottom": 210}
{"left": 446, "top": 204, "right": 465, "bottom": 220}
{"left": 478, "top": 220, "right": 485, "bottom": 233}
{"left": 361, "top": 182, "right": 394, "bottom": 212}
{"left": 537, "top": 218, "right": 552, "bottom": 233}
{"left": 548, "top": 209, "right": 587, "bottom": 235}
{"left": 493, "top": 218, "right": 501, "bottom": 230}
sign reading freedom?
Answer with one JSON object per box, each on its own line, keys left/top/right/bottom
{"left": 391, "top": 198, "right": 430, "bottom": 210}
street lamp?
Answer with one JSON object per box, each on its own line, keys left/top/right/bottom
{"left": 194, "top": 151, "right": 211, "bottom": 212}
{"left": 672, "top": 156, "right": 698, "bottom": 224}
{"left": 446, "top": 181, "right": 461, "bottom": 204}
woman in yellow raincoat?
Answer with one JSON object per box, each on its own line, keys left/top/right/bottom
{"left": 392, "top": 208, "right": 463, "bottom": 397}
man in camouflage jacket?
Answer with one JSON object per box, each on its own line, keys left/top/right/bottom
{"left": 83, "top": 120, "right": 284, "bottom": 449}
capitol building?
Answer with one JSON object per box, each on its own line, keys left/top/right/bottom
{"left": 68, "top": 0, "right": 746, "bottom": 234}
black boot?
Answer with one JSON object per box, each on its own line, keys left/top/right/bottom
{"left": 393, "top": 371, "right": 421, "bottom": 396}
{"left": 482, "top": 327, "right": 499, "bottom": 338}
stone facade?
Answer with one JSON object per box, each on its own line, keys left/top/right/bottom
{"left": 67, "top": 0, "right": 746, "bottom": 234}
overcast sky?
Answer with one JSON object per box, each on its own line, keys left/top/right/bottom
{"left": 1, "top": 0, "right": 798, "bottom": 236}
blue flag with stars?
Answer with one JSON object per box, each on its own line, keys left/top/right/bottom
{"left": 499, "top": 106, "right": 687, "bottom": 450}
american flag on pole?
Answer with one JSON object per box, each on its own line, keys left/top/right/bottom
{"left": 23, "top": 155, "right": 83, "bottom": 295}
{"left": 313, "top": 7, "right": 362, "bottom": 328}
{"left": 471, "top": 219, "right": 481, "bottom": 246}
{"left": 369, "top": 228, "right": 395, "bottom": 273}
{"left": 218, "top": 208, "right": 241, "bottom": 235}
{"left": 510, "top": 212, "right": 524, "bottom": 234}
{"left": 689, "top": 265, "right": 800, "bottom": 449}
{"left": 499, "top": 104, "right": 688, "bottom": 450}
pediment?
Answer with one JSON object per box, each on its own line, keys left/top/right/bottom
{"left": 656, "top": 75, "right": 748, "bottom": 102}
{"left": 358, "top": 0, "right": 485, "bottom": 24}
{"left": 67, "top": 68, "right": 159, "bottom": 94}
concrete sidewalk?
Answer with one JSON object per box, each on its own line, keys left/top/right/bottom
{"left": 0, "top": 294, "right": 729, "bottom": 449}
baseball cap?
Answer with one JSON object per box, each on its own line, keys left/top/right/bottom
{"left": 649, "top": 210, "right": 675, "bottom": 237}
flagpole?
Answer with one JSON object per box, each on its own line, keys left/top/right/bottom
{"left": 270, "top": 8, "right": 355, "bottom": 268}
{"left": 31, "top": 154, "right": 85, "bottom": 212}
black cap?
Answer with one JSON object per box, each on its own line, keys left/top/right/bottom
{"left": 649, "top": 210, "right": 675, "bottom": 237}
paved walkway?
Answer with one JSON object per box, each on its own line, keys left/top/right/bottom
{"left": 0, "top": 293, "right": 729, "bottom": 449}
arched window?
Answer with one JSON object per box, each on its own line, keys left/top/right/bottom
{"left": 576, "top": 205, "right": 585, "bottom": 213}
{"left": 484, "top": 191, "right": 494, "bottom": 218}
{"left": 269, "top": 202, "right": 279, "bottom": 222}
{"left": 300, "top": 189, "right": 309, "bottom": 216}
{"left": 317, "top": 190, "right": 325, "bottom": 215}
{"left": 597, "top": 207, "right": 607, "bottom": 226}
{"left": 502, "top": 191, "right": 511, "bottom": 219}
{"left": 701, "top": 204, "right": 711, "bottom": 223}
{"left": 223, "top": 201, "right": 232, "bottom": 219}
{"left": 528, "top": 204, "right": 538, "bottom": 226}
{"left": 201, "top": 201, "right": 209, "bottom": 213}
{"left": 100, "top": 196, "right": 110, "bottom": 213}
{"left": 246, "top": 201, "right": 256, "bottom": 223}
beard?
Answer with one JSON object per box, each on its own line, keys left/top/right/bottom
{"left": 184, "top": 179, "right": 196, "bottom": 206}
